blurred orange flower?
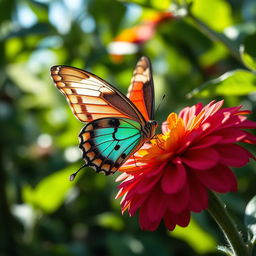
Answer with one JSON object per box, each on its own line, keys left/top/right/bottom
{"left": 108, "top": 12, "right": 175, "bottom": 61}
{"left": 116, "top": 100, "right": 256, "bottom": 231}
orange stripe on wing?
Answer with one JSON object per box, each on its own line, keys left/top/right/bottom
{"left": 127, "top": 82, "right": 149, "bottom": 120}
{"left": 126, "top": 56, "right": 154, "bottom": 121}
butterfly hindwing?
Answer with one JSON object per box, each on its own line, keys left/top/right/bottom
{"left": 50, "top": 65, "right": 145, "bottom": 124}
{"left": 79, "top": 117, "right": 144, "bottom": 175}
{"left": 127, "top": 56, "right": 154, "bottom": 121}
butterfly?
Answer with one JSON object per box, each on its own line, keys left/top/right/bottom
{"left": 50, "top": 56, "right": 158, "bottom": 178}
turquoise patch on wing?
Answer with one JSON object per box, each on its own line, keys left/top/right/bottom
{"left": 90, "top": 118, "right": 142, "bottom": 163}
{"left": 107, "top": 133, "right": 141, "bottom": 162}
{"left": 95, "top": 128, "right": 115, "bottom": 137}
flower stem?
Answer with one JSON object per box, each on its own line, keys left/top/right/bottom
{"left": 207, "top": 191, "right": 250, "bottom": 256}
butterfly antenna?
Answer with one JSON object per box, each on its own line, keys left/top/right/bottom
{"left": 155, "top": 94, "right": 166, "bottom": 116}
{"left": 69, "top": 163, "right": 87, "bottom": 181}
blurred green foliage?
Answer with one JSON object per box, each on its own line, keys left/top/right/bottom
{"left": 187, "top": 70, "right": 256, "bottom": 98}
{"left": 0, "top": 0, "right": 256, "bottom": 255}
{"left": 240, "top": 33, "right": 256, "bottom": 71}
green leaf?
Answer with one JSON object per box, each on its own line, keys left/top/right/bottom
{"left": 240, "top": 33, "right": 256, "bottom": 71}
{"left": 245, "top": 195, "right": 256, "bottom": 244}
{"left": 171, "top": 218, "right": 216, "bottom": 254}
{"left": 199, "top": 43, "right": 227, "bottom": 67}
{"left": 6, "top": 64, "right": 56, "bottom": 108}
{"left": 191, "top": 0, "right": 233, "bottom": 32}
{"left": 150, "top": 0, "right": 172, "bottom": 9}
{"left": 187, "top": 69, "right": 256, "bottom": 98}
{"left": 22, "top": 166, "right": 78, "bottom": 214}
{"left": 26, "top": 1, "right": 49, "bottom": 22}
{"left": 95, "top": 212, "right": 124, "bottom": 231}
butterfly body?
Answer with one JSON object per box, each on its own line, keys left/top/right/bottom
{"left": 51, "top": 56, "right": 157, "bottom": 175}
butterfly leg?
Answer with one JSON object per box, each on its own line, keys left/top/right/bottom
{"left": 132, "top": 154, "right": 138, "bottom": 167}
{"left": 153, "top": 134, "right": 166, "bottom": 151}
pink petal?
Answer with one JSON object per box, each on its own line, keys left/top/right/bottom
{"left": 138, "top": 203, "right": 151, "bottom": 230}
{"left": 162, "top": 121, "right": 169, "bottom": 134}
{"left": 215, "top": 144, "right": 253, "bottom": 167}
{"left": 214, "top": 128, "right": 247, "bottom": 144}
{"left": 203, "top": 112, "right": 227, "bottom": 133}
{"left": 161, "top": 162, "right": 187, "bottom": 194}
{"left": 163, "top": 210, "right": 176, "bottom": 231}
{"left": 177, "top": 130, "right": 201, "bottom": 153}
{"left": 238, "top": 119, "right": 256, "bottom": 129}
{"left": 146, "top": 187, "right": 167, "bottom": 222}
{"left": 115, "top": 172, "right": 130, "bottom": 182}
{"left": 220, "top": 105, "right": 242, "bottom": 114}
{"left": 190, "top": 135, "right": 222, "bottom": 150}
{"left": 220, "top": 115, "right": 255, "bottom": 130}
{"left": 128, "top": 194, "right": 148, "bottom": 216}
{"left": 181, "top": 148, "right": 219, "bottom": 170}
{"left": 163, "top": 210, "right": 191, "bottom": 230}
{"left": 139, "top": 199, "right": 161, "bottom": 231}
{"left": 167, "top": 184, "right": 190, "bottom": 213}
{"left": 133, "top": 173, "right": 161, "bottom": 195}
{"left": 194, "top": 165, "right": 237, "bottom": 192}
{"left": 145, "top": 162, "right": 167, "bottom": 178}
{"left": 241, "top": 131, "right": 256, "bottom": 144}
{"left": 179, "top": 105, "right": 196, "bottom": 122}
{"left": 202, "top": 100, "right": 224, "bottom": 121}
{"left": 117, "top": 176, "right": 140, "bottom": 197}
{"left": 121, "top": 200, "right": 130, "bottom": 214}
{"left": 179, "top": 102, "right": 204, "bottom": 127}
{"left": 187, "top": 172, "right": 208, "bottom": 212}
{"left": 173, "top": 210, "right": 191, "bottom": 227}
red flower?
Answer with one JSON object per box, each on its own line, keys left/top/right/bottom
{"left": 116, "top": 101, "right": 256, "bottom": 231}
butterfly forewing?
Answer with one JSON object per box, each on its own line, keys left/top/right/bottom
{"left": 51, "top": 65, "right": 145, "bottom": 124}
{"left": 127, "top": 56, "right": 155, "bottom": 121}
